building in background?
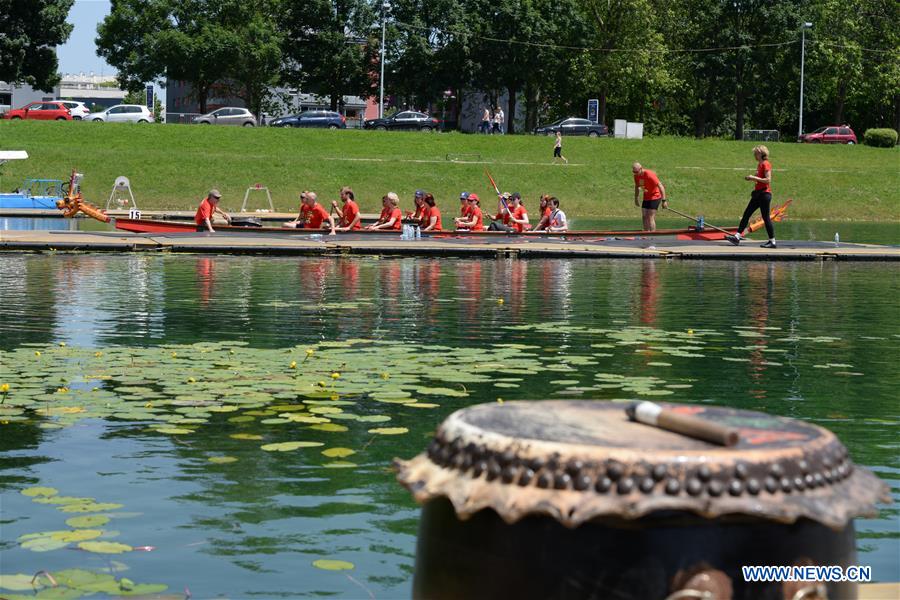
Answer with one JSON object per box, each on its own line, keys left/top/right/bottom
{"left": 0, "top": 73, "right": 126, "bottom": 115}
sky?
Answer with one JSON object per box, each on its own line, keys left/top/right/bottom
{"left": 56, "top": 0, "right": 114, "bottom": 77}
{"left": 55, "top": 0, "right": 166, "bottom": 101}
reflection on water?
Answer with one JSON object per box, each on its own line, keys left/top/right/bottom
{"left": 0, "top": 254, "right": 898, "bottom": 597}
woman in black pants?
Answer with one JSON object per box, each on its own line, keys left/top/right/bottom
{"left": 726, "top": 145, "right": 776, "bottom": 248}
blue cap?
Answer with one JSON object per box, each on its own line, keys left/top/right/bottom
{"left": 415, "top": 189, "right": 425, "bottom": 197}
{"left": 459, "top": 191, "right": 470, "bottom": 199}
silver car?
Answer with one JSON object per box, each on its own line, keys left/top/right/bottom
{"left": 87, "top": 104, "right": 154, "bottom": 123}
{"left": 193, "top": 107, "right": 256, "bottom": 126}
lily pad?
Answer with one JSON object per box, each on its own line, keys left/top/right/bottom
{"left": 66, "top": 515, "right": 111, "bottom": 528}
{"left": 78, "top": 541, "right": 133, "bottom": 554}
{"left": 312, "top": 559, "right": 355, "bottom": 571}
{"left": 208, "top": 456, "right": 239, "bottom": 464}
{"left": 321, "top": 447, "right": 356, "bottom": 458}
{"left": 21, "top": 486, "right": 58, "bottom": 498}
{"left": 368, "top": 427, "right": 409, "bottom": 435}
{"left": 260, "top": 441, "right": 324, "bottom": 452}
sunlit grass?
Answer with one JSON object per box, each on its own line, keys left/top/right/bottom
{"left": 1, "top": 120, "right": 896, "bottom": 220}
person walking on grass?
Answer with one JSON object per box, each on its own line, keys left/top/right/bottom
{"left": 553, "top": 131, "right": 568, "bottom": 164}
{"left": 632, "top": 162, "right": 668, "bottom": 231}
{"left": 493, "top": 107, "right": 504, "bottom": 134}
{"left": 726, "top": 145, "right": 776, "bottom": 248}
{"left": 481, "top": 107, "right": 491, "bottom": 134}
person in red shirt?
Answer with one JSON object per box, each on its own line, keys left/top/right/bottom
{"left": 332, "top": 186, "right": 361, "bottom": 231}
{"left": 632, "top": 163, "right": 668, "bottom": 231}
{"left": 531, "top": 194, "right": 552, "bottom": 231}
{"left": 194, "top": 189, "right": 231, "bottom": 232}
{"left": 407, "top": 189, "right": 428, "bottom": 226}
{"left": 488, "top": 192, "right": 529, "bottom": 232}
{"left": 727, "top": 145, "right": 776, "bottom": 248}
{"left": 507, "top": 193, "right": 529, "bottom": 232}
{"left": 458, "top": 192, "right": 471, "bottom": 219}
{"left": 301, "top": 191, "right": 336, "bottom": 235}
{"left": 368, "top": 192, "right": 403, "bottom": 230}
{"left": 422, "top": 193, "right": 442, "bottom": 231}
{"left": 455, "top": 193, "right": 484, "bottom": 231}
{"left": 284, "top": 191, "right": 313, "bottom": 228}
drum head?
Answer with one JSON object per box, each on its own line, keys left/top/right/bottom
{"left": 396, "top": 401, "right": 888, "bottom": 529}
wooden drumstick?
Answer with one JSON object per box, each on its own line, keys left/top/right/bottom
{"left": 626, "top": 401, "right": 739, "bottom": 447}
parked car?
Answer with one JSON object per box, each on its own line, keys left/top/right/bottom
{"left": 87, "top": 104, "right": 153, "bottom": 123}
{"left": 799, "top": 125, "right": 857, "bottom": 144}
{"left": 58, "top": 101, "right": 91, "bottom": 120}
{"left": 1, "top": 101, "right": 72, "bottom": 121}
{"left": 364, "top": 111, "right": 441, "bottom": 131}
{"left": 193, "top": 107, "right": 256, "bottom": 126}
{"left": 269, "top": 110, "right": 346, "bottom": 129}
{"left": 534, "top": 118, "right": 608, "bottom": 137}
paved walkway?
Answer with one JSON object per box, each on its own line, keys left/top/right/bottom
{"left": 1, "top": 230, "right": 897, "bottom": 261}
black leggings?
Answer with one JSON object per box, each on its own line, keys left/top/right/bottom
{"left": 738, "top": 190, "right": 774, "bottom": 238}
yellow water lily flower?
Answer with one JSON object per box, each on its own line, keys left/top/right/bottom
{"left": 0, "top": 383, "right": 9, "bottom": 393}
{"left": 331, "top": 372, "right": 340, "bottom": 379}
{"left": 290, "top": 361, "right": 297, "bottom": 369}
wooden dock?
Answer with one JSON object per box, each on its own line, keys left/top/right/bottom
{"left": 0, "top": 229, "right": 897, "bottom": 261}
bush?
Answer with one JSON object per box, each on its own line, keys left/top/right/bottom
{"left": 863, "top": 128, "right": 898, "bottom": 147}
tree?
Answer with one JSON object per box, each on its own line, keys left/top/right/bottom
{"left": 281, "top": 0, "right": 377, "bottom": 111}
{"left": 0, "top": 0, "right": 74, "bottom": 91}
{"left": 97, "top": 0, "right": 282, "bottom": 115}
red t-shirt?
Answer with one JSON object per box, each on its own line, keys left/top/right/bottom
{"left": 425, "top": 206, "right": 442, "bottom": 231}
{"left": 511, "top": 205, "right": 528, "bottom": 233}
{"left": 755, "top": 160, "right": 771, "bottom": 192}
{"left": 635, "top": 169, "right": 663, "bottom": 200}
{"left": 304, "top": 203, "right": 331, "bottom": 229}
{"left": 461, "top": 202, "right": 472, "bottom": 218}
{"left": 379, "top": 206, "right": 391, "bottom": 223}
{"left": 194, "top": 197, "right": 214, "bottom": 225}
{"left": 342, "top": 199, "right": 361, "bottom": 229}
{"left": 388, "top": 207, "right": 402, "bottom": 230}
{"left": 470, "top": 206, "right": 484, "bottom": 231}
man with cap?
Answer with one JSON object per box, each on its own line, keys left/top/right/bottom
{"left": 407, "top": 189, "right": 428, "bottom": 226}
{"left": 488, "top": 192, "right": 529, "bottom": 232}
{"left": 195, "top": 189, "right": 231, "bottom": 232}
{"left": 458, "top": 191, "right": 471, "bottom": 221}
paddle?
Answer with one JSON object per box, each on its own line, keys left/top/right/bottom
{"left": 484, "top": 168, "right": 514, "bottom": 226}
{"left": 664, "top": 204, "right": 733, "bottom": 236}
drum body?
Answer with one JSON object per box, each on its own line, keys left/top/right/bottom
{"left": 414, "top": 499, "right": 857, "bottom": 600}
{"left": 397, "top": 401, "right": 888, "bottom": 600}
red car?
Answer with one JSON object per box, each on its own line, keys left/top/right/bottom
{"left": 800, "top": 125, "right": 857, "bottom": 144}
{"left": 2, "top": 101, "right": 73, "bottom": 121}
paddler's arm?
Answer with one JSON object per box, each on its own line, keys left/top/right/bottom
{"left": 204, "top": 217, "right": 215, "bottom": 233}
{"left": 422, "top": 214, "right": 438, "bottom": 231}
{"left": 214, "top": 206, "right": 231, "bottom": 224}
{"left": 634, "top": 182, "right": 642, "bottom": 207}
{"left": 340, "top": 212, "right": 361, "bottom": 231}
{"left": 659, "top": 182, "right": 668, "bottom": 209}
{"left": 373, "top": 215, "right": 397, "bottom": 230}
{"left": 326, "top": 214, "right": 336, "bottom": 236}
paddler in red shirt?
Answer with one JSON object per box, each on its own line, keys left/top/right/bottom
{"left": 300, "top": 191, "right": 336, "bottom": 235}
{"left": 455, "top": 193, "right": 484, "bottom": 231}
{"left": 407, "top": 189, "right": 428, "bottom": 226}
{"left": 727, "top": 145, "right": 776, "bottom": 248}
{"left": 285, "top": 191, "right": 313, "bottom": 228}
{"left": 632, "top": 162, "right": 668, "bottom": 231}
{"left": 458, "top": 191, "right": 471, "bottom": 219}
{"left": 488, "top": 192, "right": 529, "bottom": 232}
{"left": 531, "top": 194, "right": 552, "bottom": 231}
{"left": 421, "top": 193, "right": 442, "bottom": 231}
{"left": 368, "top": 192, "right": 403, "bottom": 230}
{"left": 194, "top": 189, "right": 231, "bottom": 232}
{"left": 332, "top": 186, "right": 361, "bottom": 231}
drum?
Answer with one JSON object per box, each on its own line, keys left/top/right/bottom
{"left": 395, "top": 401, "right": 889, "bottom": 600}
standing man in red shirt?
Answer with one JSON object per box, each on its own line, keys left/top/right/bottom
{"left": 727, "top": 145, "right": 776, "bottom": 248}
{"left": 301, "top": 191, "right": 336, "bottom": 235}
{"left": 194, "top": 189, "right": 231, "bottom": 232}
{"left": 332, "top": 186, "right": 361, "bottom": 231}
{"left": 632, "top": 162, "right": 668, "bottom": 231}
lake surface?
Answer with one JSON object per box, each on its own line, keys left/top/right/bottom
{"left": 0, "top": 254, "right": 898, "bottom": 598}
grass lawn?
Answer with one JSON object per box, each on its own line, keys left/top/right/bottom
{"left": 1, "top": 120, "right": 897, "bottom": 221}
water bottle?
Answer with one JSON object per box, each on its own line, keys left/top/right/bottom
{"left": 415, "top": 226, "right": 421, "bottom": 240}
{"left": 834, "top": 232, "right": 840, "bottom": 246}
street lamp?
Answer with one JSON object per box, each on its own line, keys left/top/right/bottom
{"left": 798, "top": 21, "right": 813, "bottom": 140}
{"left": 379, "top": 1, "right": 389, "bottom": 118}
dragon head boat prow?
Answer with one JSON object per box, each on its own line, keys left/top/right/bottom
{"left": 55, "top": 169, "right": 110, "bottom": 223}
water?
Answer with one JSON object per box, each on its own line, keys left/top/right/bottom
{"left": 0, "top": 254, "right": 898, "bottom": 597}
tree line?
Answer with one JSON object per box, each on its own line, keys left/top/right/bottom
{"left": 4, "top": 0, "right": 898, "bottom": 138}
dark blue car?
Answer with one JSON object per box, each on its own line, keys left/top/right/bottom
{"left": 269, "top": 110, "right": 346, "bottom": 129}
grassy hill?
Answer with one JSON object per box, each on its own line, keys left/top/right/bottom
{"left": 1, "top": 120, "right": 897, "bottom": 221}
